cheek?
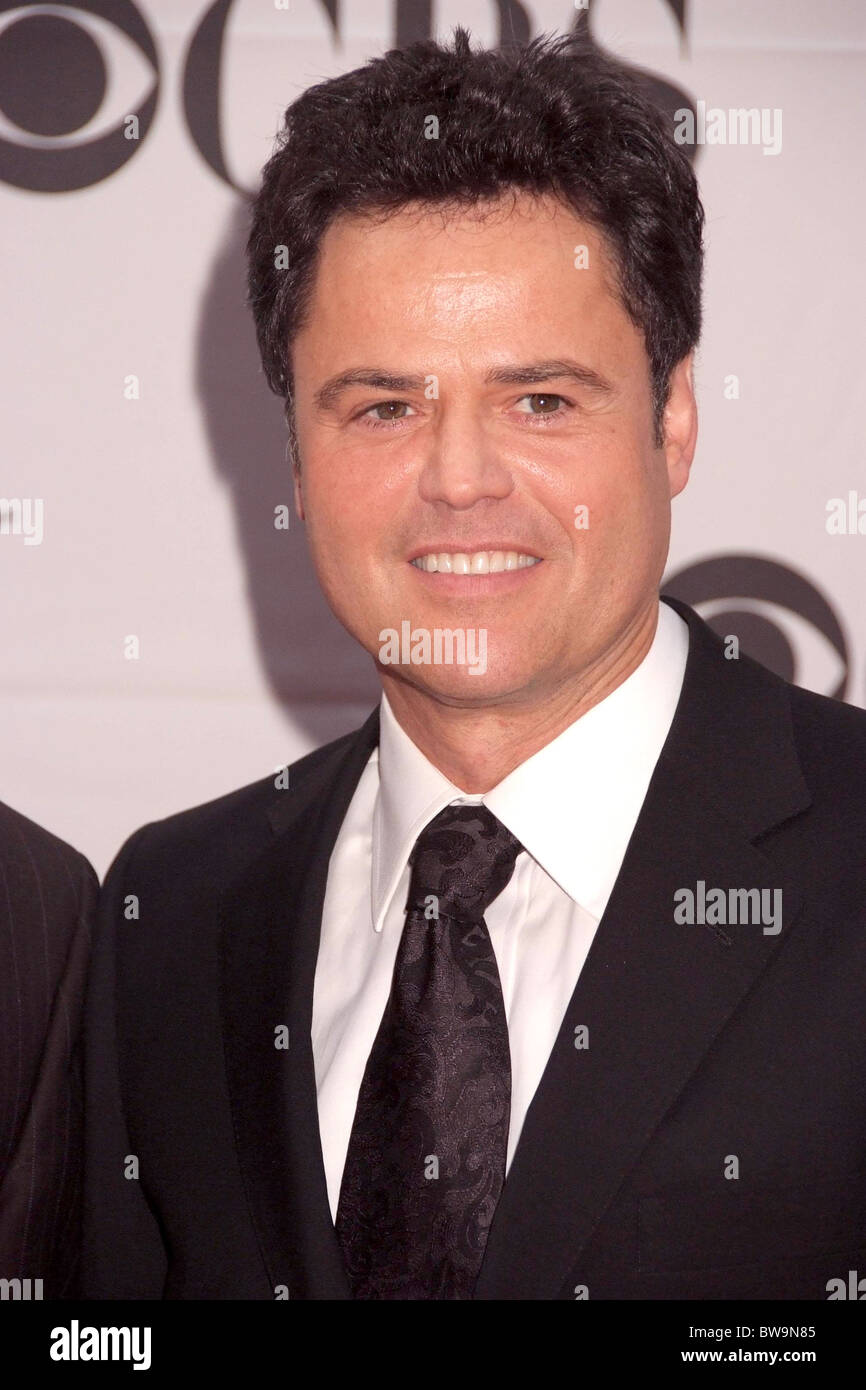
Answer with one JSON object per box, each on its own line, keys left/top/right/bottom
{"left": 590, "top": 451, "right": 670, "bottom": 588}
{"left": 304, "top": 462, "right": 370, "bottom": 549}
{"left": 553, "top": 429, "right": 654, "bottom": 545}
{"left": 303, "top": 475, "right": 394, "bottom": 628}
{"left": 554, "top": 450, "right": 666, "bottom": 602}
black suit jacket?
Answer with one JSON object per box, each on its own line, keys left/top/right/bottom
{"left": 81, "top": 596, "right": 866, "bottom": 1299}
{"left": 0, "top": 801, "right": 97, "bottom": 1298}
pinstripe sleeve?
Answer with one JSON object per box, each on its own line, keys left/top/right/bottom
{"left": 0, "top": 803, "right": 98, "bottom": 1298}
{"left": 80, "top": 823, "right": 168, "bottom": 1298}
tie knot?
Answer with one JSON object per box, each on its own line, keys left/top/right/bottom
{"left": 406, "top": 802, "right": 524, "bottom": 925}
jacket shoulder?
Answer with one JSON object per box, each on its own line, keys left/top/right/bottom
{"left": 103, "top": 722, "right": 368, "bottom": 890}
{"left": 787, "top": 681, "right": 866, "bottom": 758}
{"left": 785, "top": 682, "right": 866, "bottom": 819}
{"left": 0, "top": 797, "right": 97, "bottom": 894}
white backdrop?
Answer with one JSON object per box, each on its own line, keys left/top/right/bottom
{"left": 1, "top": 0, "right": 864, "bottom": 875}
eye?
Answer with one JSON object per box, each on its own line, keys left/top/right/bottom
{"left": 359, "top": 401, "right": 417, "bottom": 428}
{"left": 513, "top": 393, "right": 571, "bottom": 418}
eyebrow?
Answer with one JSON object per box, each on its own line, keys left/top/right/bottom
{"left": 312, "top": 358, "right": 614, "bottom": 412}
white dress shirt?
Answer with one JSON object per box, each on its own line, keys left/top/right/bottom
{"left": 311, "top": 600, "right": 690, "bottom": 1222}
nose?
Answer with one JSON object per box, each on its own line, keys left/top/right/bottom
{"left": 417, "top": 405, "right": 515, "bottom": 510}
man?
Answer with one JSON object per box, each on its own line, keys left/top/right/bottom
{"left": 82, "top": 29, "right": 866, "bottom": 1299}
{"left": 0, "top": 800, "right": 96, "bottom": 1299}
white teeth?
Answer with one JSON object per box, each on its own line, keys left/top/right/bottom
{"left": 411, "top": 550, "right": 540, "bottom": 573}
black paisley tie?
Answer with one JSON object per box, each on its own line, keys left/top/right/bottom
{"left": 335, "top": 802, "right": 524, "bottom": 1299}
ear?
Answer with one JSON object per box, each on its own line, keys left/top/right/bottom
{"left": 293, "top": 463, "right": 305, "bottom": 522}
{"left": 662, "top": 353, "right": 698, "bottom": 499}
{"left": 285, "top": 398, "right": 305, "bottom": 522}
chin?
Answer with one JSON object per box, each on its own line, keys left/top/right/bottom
{"left": 379, "top": 660, "right": 533, "bottom": 707}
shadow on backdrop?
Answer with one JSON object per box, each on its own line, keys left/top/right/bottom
{"left": 195, "top": 201, "right": 381, "bottom": 748}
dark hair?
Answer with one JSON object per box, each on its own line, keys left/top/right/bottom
{"left": 246, "top": 27, "right": 704, "bottom": 452}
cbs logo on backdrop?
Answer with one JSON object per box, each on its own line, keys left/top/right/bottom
{"left": 0, "top": 0, "right": 695, "bottom": 193}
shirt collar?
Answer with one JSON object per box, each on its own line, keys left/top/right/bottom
{"left": 371, "top": 599, "right": 689, "bottom": 931}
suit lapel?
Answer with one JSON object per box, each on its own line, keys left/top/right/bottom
{"left": 219, "top": 708, "right": 380, "bottom": 1299}
{"left": 474, "top": 597, "right": 812, "bottom": 1299}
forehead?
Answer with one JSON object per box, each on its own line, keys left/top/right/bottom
{"left": 293, "top": 190, "right": 637, "bottom": 371}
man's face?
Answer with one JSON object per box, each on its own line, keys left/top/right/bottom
{"left": 290, "top": 192, "right": 695, "bottom": 707}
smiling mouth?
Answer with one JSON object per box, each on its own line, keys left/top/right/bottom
{"left": 409, "top": 550, "right": 542, "bottom": 574}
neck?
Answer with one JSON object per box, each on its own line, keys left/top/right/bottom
{"left": 380, "top": 599, "right": 660, "bottom": 792}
